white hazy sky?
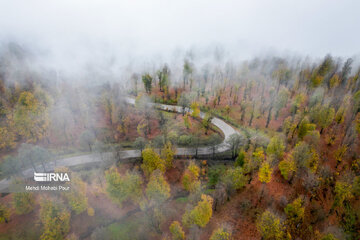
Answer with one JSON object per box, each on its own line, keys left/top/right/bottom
{"left": 0, "top": 0, "right": 359, "bottom": 67}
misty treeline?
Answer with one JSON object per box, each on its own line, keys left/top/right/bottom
{"left": 131, "top": 51, "right": 360, "bottom": 155}
{"left": 127, "top": 52, "right": 360, "bottom": 239}
{"left": 2, "top": 43, "right": 360, "bottom": 156}
{"left": 1, "top": 41, "right": 360, "bottom": 239}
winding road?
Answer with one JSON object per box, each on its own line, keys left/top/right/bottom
{"left": 0, "top": 97, "right": 239, "bottom": 192}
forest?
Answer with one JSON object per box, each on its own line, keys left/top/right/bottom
{"left": 0, "top": 41, "right": 359, "bottom": 240}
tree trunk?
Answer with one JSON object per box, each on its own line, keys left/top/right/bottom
{"left": 265, "top": 106, "right": 273, "bottom": 128}
{"left": 248, "top": 174, "right": 252, "bottom": 184}
{"left": 288, "top": 174, "right": 294, "bottom": 184}
{"left": 240, "top": 107, "right": 245, "bottom": 123}
{"left": 258, "top": 184, "right": 265, "bottom": 205}
{"left": 249, "top": 111, "right": 254, "bottom": 127}
{"left": 275, "top": 109, "right": 280, "bottom": 120}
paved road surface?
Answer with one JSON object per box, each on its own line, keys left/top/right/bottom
{"left": 0, "top": 97, "right": 239, "bottom": 192}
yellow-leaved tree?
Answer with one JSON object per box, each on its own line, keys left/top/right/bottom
{"left": 105, "top": 166, "right": 143, "bottom": 207}
{"left": 63, "top": 174, "right": 88, "bottom": 215}
{"left": 190, "top": 102, "right": 200, "bottom": 118}
{"left": 39, "top": 199, "right": 70, "bottom": 240}
{"left": 0, "top": 203, "right": 10, "bottom": 224}
{"left": 161, "top": 142, "right": 176, "bottom": 169}
{"left": 14, "top": 91, "right": 50, "bottom": 143}
{"left": 169, "top": 221, "right": 185, "bottom": 240}
{"left": 13, "top": 191, "right": 35, "bottom": 215}
{"left": 141, "top": 170, "right": 171, "bottom": 233}
{"left": 144, "top": 170, "right": 171, "bottom": 207}
{"left": 0, "top": 125, "right": 16, "bottom": 150}
{"left": 257, "top": 210, "right": 286, "bottom": 240}
{"left": 141, "top": 147, "right": 166, "bottom": 177}
{"left": 266, "top": 136, "right": 285, "bottom": 161}
{"left": 182, "top": 194, "right": 213, "bottom": 228}
{"left": 258, "top": 162, "right": 273, "bottom": 204}
{"left": 284, "top": 198, "right": 305, "bottom": 238}
{"left": 259, "top": 162, "right": 273, "bottom": 184}
{"left": 210, "top": 227, "right": 232, "bottom": 240}
{"left": 279, "top": 156, "right": 297, "bottom": 183}
{"left": 182, "top": 161, "right": 201, "bottom": 192}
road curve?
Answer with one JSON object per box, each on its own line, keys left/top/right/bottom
{"left": 124, "top": 97, "right": 238, "bottom": 155}
{"left": 0, "top": 97, "right": 239, "bottom": 192}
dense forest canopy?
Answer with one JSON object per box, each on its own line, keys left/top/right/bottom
{"left": 0, "top": 40, "right": 360, "bottom": 239}
{"left": 1, "top": 0, "right": 360, "bottom": 238}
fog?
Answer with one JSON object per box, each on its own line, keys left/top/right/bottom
{"left": 2, "top": 2, "right": 360, "bottom": 239}
{"left": 0, "top": 0, "right": 360, "bottom": 75}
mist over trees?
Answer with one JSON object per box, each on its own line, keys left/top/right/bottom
{"left": 1, "top": 41, "right": 360, "bottom": 239}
